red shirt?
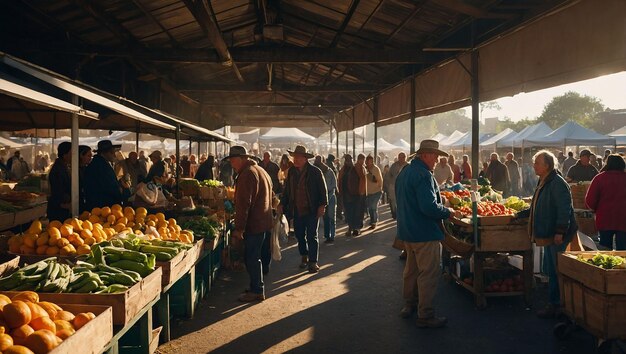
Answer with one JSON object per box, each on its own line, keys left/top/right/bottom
{"left": 585, "top": 170, "right": 626, "bottom": 232}
{"left": 449, "top": 163, "right": 461, "bottom": 183}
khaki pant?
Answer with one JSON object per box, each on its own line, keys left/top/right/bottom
{"left": 403, "top": 240, "right": 441, "bottom": 319}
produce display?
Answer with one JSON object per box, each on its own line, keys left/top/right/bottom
{"left": 578, "top": 253, "right": 626, "bottom": 269}
{"left": 8, "top": 205, "right": 195, "bottom": 257}
{"left": 200, "top": 179, "right": 223, "bottom": 188}
{"left": 485, "top": 275, "right": 525, "bottom": 293}
{"left": 180, "top": 215, "right": 223, "bottom": 240}
{"left": 454, "top": 201, "right": 517, "bottom": 217}
{"left": 503, "top": 196, "right": 530, "bottom": 212}
{"left": 0, "top": 291, "right": 96, "bottom": 353}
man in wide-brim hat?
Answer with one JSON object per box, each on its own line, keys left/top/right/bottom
{"left": 396, "top": 139, "right": 461, "bottom": 328}
{"left": 226, "top": 145, "right": 274, "bottom": 302}
{"left": 279, "top": 145, "right": 328, "bottom": 273}
{"left": 84, "top": 140, "right": 131, "bottom": 210}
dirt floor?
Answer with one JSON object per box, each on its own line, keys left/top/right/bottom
{"left": 157, "top": 208, "right": 603, "bottom": 354}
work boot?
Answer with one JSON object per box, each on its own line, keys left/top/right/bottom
{"left": 299, "top": 255, "right": 309, "bottom": 269}
{"left": 399, "top": 305, "right": 416, "bottom": 319}
{"left": 345, "top": 229, "right": 352, "bottom": 237}
{"left": 368, "top": 224, "right": 376, "bottom": 230}
{"left": 416, "top": 316, "right": 448, "bottom": 328}
{"left": 308, "top": 262, "right": 320, "bottom": 273}
{"left": 238, "top": 292, "right": 265, "bottom": 302}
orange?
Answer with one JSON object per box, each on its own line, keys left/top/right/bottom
{"left": 45, "top": 247, "right": 59, "bottom": 256}
{"left": 0, "top": 333, "right": 13, "bottom": 351}
{"left": 56, "top": 238, "right": 69, "bottom": 248}
{"left": 35, "top": 246, "right": 48, "bottom": 255}
{"left": 23, "top": 303, "right": 46, "bottom": 320}
{"left": 46, "top": 221, "right": 62, "bottom": 231}
{"left": 106, "top": 214, "right": 116, "bottom": 225}
{"left": 82, "top": 220, "right": 93, "bottom": 231}
{"left": 36, "top": 303, "right": 59, "bottom": 319}
{"left": 111, "top": 204, "right": 122, "bottom": 213}
{"left": 55, "top": 328, "right": 74, "bottom": 340}
{"left": 72, "top": 312, "right": 95, "bottom": 330}
{"left": 19, "top": 245, "right": 36, "bottom": 255}
{"left": 53, "top": 311, "right": 74, "bottom": 323}
{"left": 22, "top": 234, "right": 38, "bottom": 249}
{"left": 4, "top": 345, "right": 36, "bottom": 354}
{"left": 83, "top": 236, "right": 96, "bottom": 246}
{"left": 10, "top": 324, "right": 34, "bottom": 345}
{"left": 135, "top": 207, "right": 147, "bottom": 216}
{"left": 23, "top": 329, "right": 61, "bottom": 353}
{"left": 79, "top": 211, "right": 90, "bottom": 221}
{"left": 88, "top": 215, "right": 101, "bottom": 224}
{"left": 35, "top": 233, "right": 48, "bottom": 247}
{"left": 3, "top": 301, "right": 32, "bottom": 328}
{"left": 28, "top": 316, "right": 55, "bottom": 332}
{"left": 52, "top": 320, "right": 72, "bottom": 333}
{"left": 59, "top": 225, "right": 73, "bottom": 238}
{"left": 112, "top": 210, "right": 124, "bottom": 220}
{"left": 76, "top": 244, "right": 91, "bottom": 256}
{"left": 100, "top": 207, "right": 111, "bottom": 217}
{"left": 91, "top": 207, "right": 102, "bottom": 216}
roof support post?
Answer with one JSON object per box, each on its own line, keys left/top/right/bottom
{"left": 71, "top": 95, "right": 79, "bottom": 217}
{"left": 373, "top": 96, "right": 378, "bottom": 159}
{"left": 410, "top": 73, "right": 416, "bottom": 154}
{"left": 176, "top": 124, "right": 181, "bottom": 197}
{"left": 352, "top": 111, "right": 356, "bottom": 157}
{"left": 471, "top": 50, "right": 480, "bottom": 178}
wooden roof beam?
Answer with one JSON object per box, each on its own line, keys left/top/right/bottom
{"left": 178, "top": 83, "right": 384, "bottom": 93}
{"left": 430, "top": 0, "right": 515, "bottom": 19}
{"left": 182, "top": 0, "right": 244, "bottom": 82}
{"left": 67, "top": 47, "right": 443, "bottom": 64}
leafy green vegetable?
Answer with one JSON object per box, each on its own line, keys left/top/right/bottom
{"left": 579, "top": 253, "right": 626, "bottom": 269}
{"left": 201, "top": 179, "right": 224, "bottom": 187}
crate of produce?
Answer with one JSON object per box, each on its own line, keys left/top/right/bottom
{"left": 13, "top": 203, "right": 47, "bottom": 226}
{"left": 477, "top": 215, "right": 514, "bottom": 226}
{"left": 560, "top": 275, "right": 626, "bottom": 340}
{"left": 0, "top": 253, "right": 20, "bottom": 276}
{"left": 558, "top": 251, "right": 626, "bottom": 295}
{"left": 2, "top": 268, "right": 162, "bottom": 326}
{"left": 477, "top": 223, "right": 531, "bottom": 252}
{"left": 570, "top": 183, "right": 590, "bottom": 209}
{"left": 158, "top": 240, "right": 203, "bottom": 288}
{"left": 51, "top": 304, "right": 113, "bottom": 354}
{"left": 575, "top": 214, "right": 597, "bottom": 236}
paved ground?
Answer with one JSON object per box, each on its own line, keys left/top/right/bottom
{"left": 157, "top": 208, "right": 599, "bottom": 354}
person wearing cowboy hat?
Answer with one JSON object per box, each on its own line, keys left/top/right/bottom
{"left": 278, "top": 145, "right": 328, "bottom": 273}
{"left": 84, "top": 140, "right": 131, "bottom": 210}
{"left": 396, "top": 139, "right": 462, "bottom": 328}
{"left": 227, "top": 146, "right": 274, "bottom": 302}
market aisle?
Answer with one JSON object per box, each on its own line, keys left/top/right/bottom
{"left": 157, "top": 208, "right": 595, "bottom": 354}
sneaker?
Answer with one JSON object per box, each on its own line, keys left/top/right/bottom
{"left": 416, "top": 316, "right": 447, "bottom": 328}
{"left": 352, "top": 229, "right": 360, "bottom": 236}
{"left": 299, "top": 255, "right": 309, "bottom": 269}
{"left": 368, "top": 224, "right": 376, "bottom": 230}
{"left": 238, "top": 292, "right": 265, "bottom": 302}
{"left": 399, "top": 305, "right": 416, "bottom": 319}
{"left": 537, "top": 304, "right": 559, "bottom": 319}
{"left": 308, "top": 262, "right": 320, "bottom": 273}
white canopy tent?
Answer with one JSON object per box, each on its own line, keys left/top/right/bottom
{"left": 258, "top": 127, "right": 316, "bottom": 143}
{"left": 393, "top": 139, "right": 411, "bottom": 150}
{"left": 480, "top": 128, "right": 517, "bottom": 150}
{"left": 499, "top": 122, "right": 553, "bottom": 148}
{"left": 367, "top": 138, "right": 399, "bottom": 152}
{"left": 448, "top": 132, "right": 490, "bottom": 150}
{"left": 439, "top": 131, "right": 466, "bottom": 147}
{"left": 0, "top": 136, "right": 30, "bottom": 148}
{"left": 430, "top": 133, "right": 447, "bottom": 143}
{"left": 608, "top": 126, "right": 626, "bottom": 147}
{"left": 524, "top": 121, "right": 616, "bottom": 148}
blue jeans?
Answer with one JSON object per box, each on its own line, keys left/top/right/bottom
{"left": 244, "top": 232, "right": 266, "bottom": 294}
{"left": 543, "top": 241, "right": 569, "bottom": 305}
{"left": 294, "top": 211, "right": 320, "bottom": 263}
{"left": 366, "top": 192, "right": 382, "bottom": 225}
{"left": 599, "top": 230, "right": 626, "bottom": 250}
{"left": 323, "top": 194, "right": 336, "bottom": 240}
{"left": 261, "top": 231, "right": 271, "bottom": 274}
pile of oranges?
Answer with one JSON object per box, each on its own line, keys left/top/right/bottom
{"left": 8, "top": 205, "right": 193, "bottom": 257}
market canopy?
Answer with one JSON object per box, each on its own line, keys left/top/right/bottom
{"left": 439, "top": 131, "right": 466, "bottom": 147}
{"left": 524, "top": 121, "right": 616, "bottom": 147}
{"left": 393, "top": 139, "right": 411, "bottom": 150}
{"left": 498, "top": 122, "right": 553, "bottom": 148}
{"left": 480, "top": 128, "right": 517, "bottom": 150}
{"left": 608, "top": 126, "right": 626, "bottom": 147}
{"left": 430, "top": 133, "right": 447, "bottom": 143}
{"left": 0, "top": 135, "right": 29, "bottom": 148}
{"left": 448, "top": 132, "right": 490, "bottom": 149}
{"left": 258, "top": 127, "right": 316, "bottom": 143}
{"left": 367, "top": 138, "right": 398, "bottom": 152}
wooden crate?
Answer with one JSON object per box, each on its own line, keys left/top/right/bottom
{"left": 50, "top": 304, "right": 113, "bottom": 354}
{"left": 477, "top": 215, "right": 513, "bottom": 226}
{"left": 558, "top": 251, "right": 626, "bottom": 295}
{"left": 2, "top": 267, "right": 162, "bottom": 325}
{"left": 575, "top": 215, "right": 597, "bottom": 236}
{"left": 0, "top": 253, "right": 19, "bottom": 276}
{"left": 570, "top": 183, "right": 590, "bottom": 209}
{"left": 13, "top": 203, "right": 46, "bottom": 225}
{"left": 157, "top": 240, "right": 203, "bottom": 288}
{"left": 477, "top": 224, "right": 531, "bottom": 252}
{"left": 561, "top": 275, "right": 626, "bottom": 340}
{"left": 0, "top": 212, "right": 15, "bottom": 231}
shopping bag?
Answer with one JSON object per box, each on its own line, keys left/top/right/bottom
{"left": 272, "top": 215, "right": 282, "bottom": 261}
{"left": 135, "top": 182, "right": 159, "bottom": 205}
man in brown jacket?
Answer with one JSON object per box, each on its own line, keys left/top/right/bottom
{"left": 338, "top": 154, "right": 367, "bottom": 236}
{"left": 228, "top": 146, "right": 274, "bottom": 302}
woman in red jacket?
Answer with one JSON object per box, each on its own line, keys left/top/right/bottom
{"left": 585, "top": 155, "right": 626, "bottom": 250}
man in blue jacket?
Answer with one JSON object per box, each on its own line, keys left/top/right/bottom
{"left": 396, "top": 139, "right": 461, "bottom": 328}
{"left": 84, "top": 140, "right": 131, "bottom": 210}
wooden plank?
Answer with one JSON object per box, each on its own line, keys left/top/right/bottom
{"left": 477, "top": 225, "right": 531, "bottom": 252}
{"left": 0, "top": 254, "right": 19, "bottom": 276}
{"left": 1, "top": 267, "right": 162, "bottom": 325}
{"left": 51, "top": 304, "right": 113, "bottom": 354}
{"left": 158, "top": 240, "right": 204, "bottom": 289}
{"left": 477, "top": 215, "right": 513, "bottom": 226}
{"left": 13, "top": 203, "right": 47, "bottom": 225}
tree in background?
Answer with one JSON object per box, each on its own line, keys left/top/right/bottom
{"left": 538, "top": 91, "right": 605, "bottom": 129}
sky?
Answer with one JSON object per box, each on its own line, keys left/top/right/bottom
{"left": 479, "top": 71, "right": 626, "bottom": 121}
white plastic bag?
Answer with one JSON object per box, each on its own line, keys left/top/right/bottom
{"left": 279, "top": 214, "right": 289, "bottom": 243}
{"left": 271, "top": 215, "right": 282, "bottom": 261}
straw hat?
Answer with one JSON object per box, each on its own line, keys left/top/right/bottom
{"left": 409, "top": 139, "right": 448, "bottom": 158}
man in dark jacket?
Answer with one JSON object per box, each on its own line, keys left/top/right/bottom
{"left": 259, "top": 151, "right": 281, "bottom": 194}
{"left": 279, "top": 145, "right": 328, "bottom": 273}
{"left": 47, "top": 142, "right": 72, "bottom": 222}
{"left": 505, "top": 153, "right": 521, "bottom": 196}
{"left": 194, "top": 155, "right": 215, "bottom": 181}
{"left": 486, "top": 153, "right": 510, "bottom": 194}
{"left": 84, "top": 140, "right": 131, "bottom": 210}
{"left": 228, "top": 146, "right": 274, "bottom": 302}
{"left": 566, "top": 149, "right": 598, "bottom": 183}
